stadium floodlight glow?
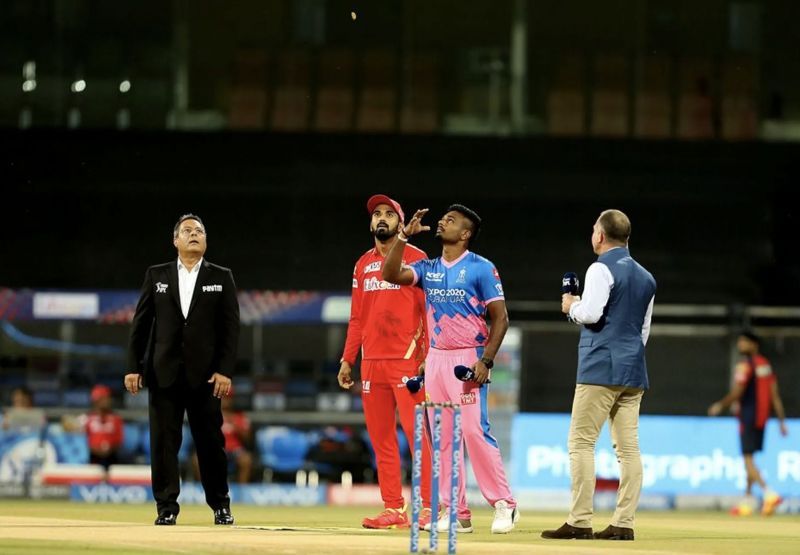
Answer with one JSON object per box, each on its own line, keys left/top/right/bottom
{"left": 23, "top": 61, "right": 36, "bottom": 79}
{"left": 71, "top": 79, "right": 86, "bottom": 93}
{"left": 22, "top": 79, "right": 37, "bottom": 92}
{"left": 119, "top": 80, "right": 131, "bottom": 93}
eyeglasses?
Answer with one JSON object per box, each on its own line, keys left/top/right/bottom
{"left": 178, "top": 227, "right": 206, "bottom": 236}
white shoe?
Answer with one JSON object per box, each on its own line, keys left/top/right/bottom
{"left": 423, "top": 512, "right": 473, "bottom": 534}
{"left": 491, "top": 500, "right": 519, "bottom": 534}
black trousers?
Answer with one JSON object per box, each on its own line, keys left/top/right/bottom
{"left": 148, "top": 374, "right": 230, "bottom": 514}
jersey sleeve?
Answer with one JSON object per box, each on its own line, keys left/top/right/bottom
{"left": 341, "top": 259, "right": 364, "bottom": 365}
{"left": 407, "top": 258, "right": 430, "bottom": 288}
{"left": 478, "top": 261, "right": 505, "bottom": 305}
{"left": 734, "top": 361, "right": 752, "bottom": 386}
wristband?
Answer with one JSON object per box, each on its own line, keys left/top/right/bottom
{"left": 480, "top": 357, "right": 494, "bottom": 369}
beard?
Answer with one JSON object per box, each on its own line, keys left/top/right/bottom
{"left": 372, "top": 225, "right": 396, "bottom": 242}
{"left": 435, "top": 229, "right": 451, "bottom": 243}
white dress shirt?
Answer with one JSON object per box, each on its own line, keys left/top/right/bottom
{"left": 568, "top": 248, "right": 655, "bottom": 345}
{"left": 177, "top": 257, "right": 203, "bottom": 319}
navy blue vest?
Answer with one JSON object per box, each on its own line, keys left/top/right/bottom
{"left": 577, "top": 247, "right": 656, "bottom": 389}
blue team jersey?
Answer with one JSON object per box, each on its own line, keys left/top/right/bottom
{"left": 408, "top": 250, "right": 505, "bottom": 350}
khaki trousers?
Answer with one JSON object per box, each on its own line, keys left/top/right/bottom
{"left": 566, "top": 383, "right": 644, "bottom": 529}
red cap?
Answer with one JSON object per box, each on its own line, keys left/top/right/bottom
{"left": 366, "top": 194, "right": 404, "bottom": 223}
{"left": 91, "top": 385, "right": 112, "bottom": 402}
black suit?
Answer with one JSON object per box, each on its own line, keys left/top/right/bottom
{"left": 128, "top": 258, "right": 240, "bottom": 515}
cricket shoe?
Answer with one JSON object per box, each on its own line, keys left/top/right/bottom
{"left": 491, "top": 500, "right": 520, "bottom": 534}
{"left": 361, "top": 508, "right": 410, "bottom": 529}
{"left": 761, "top": 492, "right": 783, "bottom": 516}
{"left": 417, "top": 507, "right": 433, "bottom": 530}
{"left": 730, "top": 501, "right": 755, "bottom": 516}
{"left": 423, "top": 513, "right": 473, "bottom": 534}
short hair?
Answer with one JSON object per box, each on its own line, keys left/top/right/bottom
{"left": 173, "top": 213, "right": 205, "bottom": 238}
{"left": 597, "top": 209, "right": 631, "bottom": 244}
{"left": 447, "top": 204, "right": 481, "bottom": 242}
{"left": 739, "top": 330, "right": 761, "bottom": 345}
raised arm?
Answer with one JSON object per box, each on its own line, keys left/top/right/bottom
{"left": 382, "top": 208, "right": 430, "bottom": 286}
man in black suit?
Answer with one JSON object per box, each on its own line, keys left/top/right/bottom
{"left": 125, "top": 214, "right": 240, "bottom": 526}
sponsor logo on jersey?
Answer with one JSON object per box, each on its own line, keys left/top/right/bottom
{"left": 460, "top": 392, "right": 477, "bottom": 405}
{"left": 364, "top": 277, "right": 401, "bottom": 292}
{"left": 426, "top": 287, "right": 467, "bottom": 303}
{"left": 492, "top": 267, "right": 501, "bottom": 280}
{"left": 363, "top": 261, "right": 382, "bottom": 274}
{"left": 495, "top": 283, "right": 504, "bottom": 295}
{"left": 456, "top": 268, "right": 467, "bottom": 284}
{"left": 202, "top": 284, "right": 222, "bottom": 292}
{"left": 426, "top": 272, "right": 445, "bottom": 282}
{"left": 755, "top": 364, "right": 773, "bottom": 377}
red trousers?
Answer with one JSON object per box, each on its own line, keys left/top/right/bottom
{"left": 361, "top": 358, "right": 431, "bottom": 509}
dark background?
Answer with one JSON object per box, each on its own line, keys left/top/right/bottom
{"left": 4, "top": 130, "right": 797, "bottom": 306}
{"left": 3, "top": 0, "right": 800, "bottom": 420}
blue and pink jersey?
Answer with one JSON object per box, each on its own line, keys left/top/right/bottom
{"left": 408, "top": 249, "right": 515, "bottom": 517}
{"left": 407, "top": 250, "right": 504, "bottom": 350}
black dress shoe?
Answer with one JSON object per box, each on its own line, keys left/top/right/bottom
{"left": 541, "top": 522, "right": 593, "bottom": 539}
{"left": 214, "top": 508, "right": 234, "bottom": 525}
{"left": 154, "top": 512, "right": 177, "bottom": 526}
{"left": 594, "top": 524, "right": 634, "bottom": 540}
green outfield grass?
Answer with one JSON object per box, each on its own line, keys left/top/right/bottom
{"left": 0, "top": 500, "right": 798, "bottom": 554}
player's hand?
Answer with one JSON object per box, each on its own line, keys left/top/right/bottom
{"left": 338, "top": 361, "right": 354, "bottom": 389}
{"left": 402, "top": 209, "right": 431, "bottom": 237}
{"left": 707, "top": 402, "right": 723, "bottom": 416}
{"left": 561, "top": 293, "right": 579, "bottom": 314}
{"left": 417, "top": 361, "right": 426, "bottom": 376}
{"left": 471, "top": 360, "right": 490, "bottom": 385}
{"left": 780, "top": 422, "right": 789, "bottom": 436}
{"left": 208, "top": 373, "right": 232, "bottom": 398}
{"left": 124, "top": 373, "right": 143, "bottom": 395}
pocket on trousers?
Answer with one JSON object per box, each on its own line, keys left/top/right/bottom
{"left": 578, "top": 336, "right": 594, "bottom": 348}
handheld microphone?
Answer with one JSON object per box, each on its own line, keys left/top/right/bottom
{"left": 406, "top": 375, "right": 424, "bottom": 393}
{"left": 562, "top": 272, "right": 580, "bottom": 295}
{"left": 454, "top": 365, "right": 491, "bottom": 384}
{"left": 562, "top": 272, "right": 580, "bottom": 321}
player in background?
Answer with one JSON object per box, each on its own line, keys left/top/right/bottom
{"left": 709, "top": 331, "right": 788, "bottom": 516}
{"left": 382, "top": 204, "right": 519, "bottom": 535}
{"left": 338, "top": 194, "right": 433, "bottom": 530}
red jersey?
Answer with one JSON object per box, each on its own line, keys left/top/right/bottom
{"left": 735, "top": 353, "right": 776, "bottom": 430}
{"left": 84, "top": 412, "right": 124, "bottom": 452}
{"left": 341, "top": 243, "right": 428, "bottom": 364}
{"left": 222, "top": 411, "right": 251, "bottom": 451}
